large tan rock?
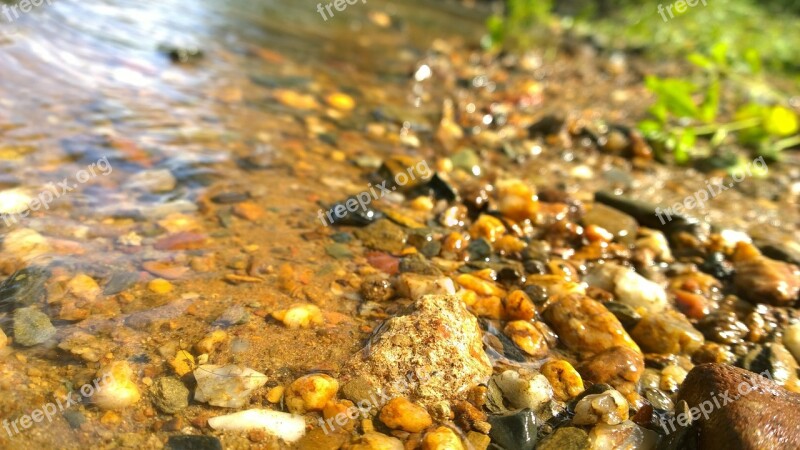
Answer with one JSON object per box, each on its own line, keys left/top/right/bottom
{"left": 339, "top": 295, "right": 492, "bottom": 409}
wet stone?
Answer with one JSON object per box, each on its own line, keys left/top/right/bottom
{"left": 0, "top": 267, "right": 49, "bottom": 312}
{"left": 62, "top": 410, "right": 86, "bottom": 429}
{"left": 578, "top": 346, "right": 645, "bottom": 390}
{"left": 193, "top": 365, "right": 268, "bottom": 408}
{"left": 360, "top": 276, "right": 395, "bottom": 302}
{"left": 151, "top": 377, "right": 190, "bottom": 414}
{"left": 732, "top": 242, "right": 800, "bottom": 306}
{"left": 741, "top": 342, "right": 800, "bottom": 390}
{"left": 630, "top": 310, "right": 704, "bottom": 355}
{"left": 210, "top": 191, "right": 250, "bottom": 204}
{"left": 212, "top": 305, "right": 250, "bottom": 328}
{"left": 536, "top": 427, "right": 589, "bottom": 450}
{"left": 123, "top": 169, "right": 176, "bottom": 193}
{"left": 582, "top": 204, "right": 637, "bottom": 244}
{"left": 354, "top": 219, "right": 408, "bottom": 254}
{"left": 487, "top": 409, "right": 538, "bottom": 450}
{"left": 467, "top": 238, "right": 492, "bottom": 261}
{"left": 103, "top": 271, "right": 139, "bottom": 296}
{"left": 399, "top": 253, "right": 442, "bottom": 276}
{"left": 602, "top": 301, "right": 641, "bottom": 330}
{"left": 166, "top": 435, "right": 222, "bottom": 450}
{"left": 13, "top": 306, "right": 56, "bottom": 347}
{"left": 696, "top": 310, "right": 749, "bottom": 345}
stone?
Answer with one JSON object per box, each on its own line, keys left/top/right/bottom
{"left": 193, "top": 364, "right": 268, "bottom": 408}
{"left": 124, "top": 169, "right": 177, "bottom": 193}
{"left": 572, "top": 390, "right": 629, "bottom": 425}
{"left": 207, "top": 409, "right": 306, "bottom": 443}
{"left": 340, "top": 295, "right": 492, "bottom": 409}
{"left": 487, "top": 409, "right": 537, "bottom": 450}
{"left": 354, "top": 220, "right": 408, "bottom": 254}
{"left": 94, "top": 361, "right": 142, "bottom": 410}
{"left": 585, "top": 264, "right": 667, "bottom": 314}
{"left": 150, "top": 377, "right": 189, "bottom": 414}
{"left": 348, "top": 431, "right": 404, "bottom": 450}
{"left": 630, "top": 310, "right": 704, "bottom": 355}
{"left": 541, "top": 360, "right": 584, "bottom": 401}
{"left": 732, "top": 242, "right": 800, "bottom": 306}
{"left": 166, "top": 435, "right": 223, "bottom": 450}
{"left": 396, "top": 273, "right": 456, "bottom": 300}
{"left": 783, "top": 322, "right": 800, "bottom": 365}
{"left": 422, "top": 426, "right": 465, "bottom": 450}
{"left": 379, "top": 397, "right": 432, "bottom": 432}
{"left": 542, "top": 294, "right": 641, "bottom": 358}
{"left": 740, "top": 343, "right": 800, "bottom": 391}
{"left": 503, "top": 321, "right": 549, "bottom": 358}
{"left": 492, "top": 370, "right": 553, "bottom": 411}
{"left": 677, "top": 363, "right": 800, "bottom": 449}
{"left": 13, "top": 306, "right": 56, "bottom": 346}
{"left": 536, "top": 427, "right": 589, "bottom": 450}
{"left": 582, "top": 204, "right": 637, "bottom": 244}
{"left": 588, "top": 421, "right": 657, "bottom": 449}
{"left": 58, "top": 331, "right": 112, "bottom": 362}
{"left": 285, "top": 374, "right": 339, "bottom": 414}
{"left": 578, "top": 346, "right": 644, "bottom": 391}
{"left": 3, "top": 228, "right": 51, "bottom": 262}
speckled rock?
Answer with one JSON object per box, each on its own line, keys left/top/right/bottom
{"left": 13, "top": 306, "right": 56, "bottom": 347}
{"left": 492, "top": 370, "right": 553, "bottom": 411}
{"left": 578, "top": 346, "right": 644, "bottom": 392}
{"left": 677, "top": 363, "right": 800, "bottom": 449}
{"left": 630, "top": 310, "right": 704, "bottom": 355}
{"left": 542, "top": 294, "right": 640, "bottom": 358}
{"left": 536, "top": 427, "right": 589, "bottom": 450}
{"left": 340, "top": 294, "right": 492, "bottom": 409}
{"left": 151, "top": 377, "right": 190, "bottom": 414}
{"left": 355, "top": 219, "right": 408, "bottom": 254}
{"left": 732, "top": 242, "right": 800, "bottom": 306}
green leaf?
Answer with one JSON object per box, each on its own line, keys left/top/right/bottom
{"left": 687, "top": 53, "right": 714, "bottom": 70}
{"left": 674, "top": 129, "right": 696, "bottom": 164}
{"left": 699, "top": 77, "right": 720, "bottom": 123}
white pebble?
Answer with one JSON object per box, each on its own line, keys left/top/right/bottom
{"left": 208, "top": 408, "right": 306, "bottom": 443}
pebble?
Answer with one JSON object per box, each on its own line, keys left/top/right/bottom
{"left": 354, "top": 220, "right": 408, "bottom": 254}
{"left": 194, "top": 330, "right": 228, "bottom": 354}
{"left": 326, "top": 92, "right": 355, "bottom": 111}
{"left": 422, "top": 426, "right": 465, "bottom": 450}
{"left": 169, "top": 350, "right": 195, "bottom": 376}
{"left": 732, "top": 242, "right": 800, "bottom": 306}
{"left": 536, "top": 427, "right": 589, "bottom": 450}
{"left": 123, "top": 169, "right": 176, "bottom": 193}
{"left": 94, "top": 361, "right": 142, "bottom": 410}
{"left": 148, "top": 278, "right": 174, "bottom": 294}
{"left": 503, "top": 290, "right": 536, "bottom": 321}
{"left": 492, "top": 370, "right": 553, "bottom": 411}
{"left": 0, "top": 189, "right": 32, "bottom": 215}
{"left": 3, "top": 228, "right": 51, "bottom": 262}
{"left": 207, "top": 408, "right": 306, "bottom": 443}
{"left": 541, "top": 360, "right": 584, "bottom": 401}
{"left": 57, "top": 331, "right": 111, "bottom": 362}
{"left": 582, "top": 204, "right": 638, "bottom": 244}
{"left": 166, "top": 435, "right": 223, "bottom": 450}
{"left": 572, "top": 390, "right": 629, "bottom": 425}
{"left": 193, "top": 364, "right": 268, "bottom": 408}
{"left": 0, "top": 329, "right": 6, "bottom": 349}
{"left": 741, "top": 342, "right": 800, "bottom": 391}
{"left": 13, "top": 306, "right": 56, "bottom": 346}
{"left": 66, "top": 273, "right": 101, "bottom": 300}
{"left": 783, "top": 322, "right": 800, "bottom": 365}
{"left": 469, "top": 215, "right": 506, "bottom": 243}
{"left": 542, "top": 294, "right": 641, "bottom": 357}
{"left": 271, "top": 303, "right": 323, "bottom": 329}
{"left": 678, "top": 363, "right": 800, "bottom": 449}
{"left": 150, "top": 377, "right": 190, "bottom": 414}
{"left": 379, "top": 397, "right": 432, "bottom": 432}
{"left": 340, "top": 295, "right": 491, "bottom": 409}
{"left": 232, "top": 201, "right": 265, "bottom": 221}
{"left": 503, "top": 321, "right": 548, "bottom": 358}
{"left": 495, "top": 179, "right": 538, "bottom": 222}
{"left": 585, "top": 263, "right": 667, "bottom": 314}
{"left": 588, "top": 421, "right": 657, "bottom": 450}
{"left": 630, "top": 310, "right": 704, "bottom": 355}
{"left": 285, "top": 374, "right": 339, "bottom": 414}
{"left": 396, "top": 273, "right": 456, "bottom": 300}
{"left": 63, "top": 410, "right": 86, "bottom": 429}
{"left": 487, "top": 409, "right": 538, "bottom": 450}
{"left": 349, "top": 431, "right": 404, "bottom": 450}
{"left": 142, "top": 261, "right": 190, "bottom": 280}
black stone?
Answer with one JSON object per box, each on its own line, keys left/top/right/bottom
{"left": 487, "top": 409, "right": 538, "bottom": 450}
{"left": 167, "top": 435, "right": 222, "bottom": 450}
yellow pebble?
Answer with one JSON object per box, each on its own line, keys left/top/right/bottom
{"left": 379, "top": 397, "right": 433, "bottom": 433}
{"left": 285, "top": 374, "right": 339, "bottom": 414}
{"left": 422, "top": 426, "right": 465, "bottom": 450}
{"left": 541, "top": 360, "right": 585, "bottom": 401}
{"left": 194, "top": 330, "right": 228, "bottom": 355}
{"left": 170, "top": 350, "right": 195, "bottom": 377}
{"left": 503, "top": 321, "right": 549, "bottom": 358}
{"left": 469, "top": 215, "right": 506, "bottom": 243}
{"left": 266, "top": 385, "right": 285, "bottom": 403}
{"left": 271, "top": 304, "right": 324, "bottom": 329}
{"left": 148, "top": 278, "right": 173, "bottom": 294}
{"left": 326, "top": 92, "right": 355, "bottom": 111}
{"left": 503, "top": 290, "right": 536, "bottom": 321}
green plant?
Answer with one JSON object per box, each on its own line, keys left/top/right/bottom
{"left": 638, "top": 44, "right": 799, "bottom": 165}
{"left": 483, "top": 0, "right": 554, "bottom": 50}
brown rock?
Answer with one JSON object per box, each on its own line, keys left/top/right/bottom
{"left": 732, "top": 242, "right": 800, "bottom": 306}
{"left": 630, "top": 310, "right": 704, "bottom": 355}
{"left": 339, "top": 295, "right": 492, "bottom": 409}
{"left": 542, "top": 294, "right": 641, "bottom": 357}
{"left": 578, "top": 346, "right": 645, "bottom": 390}
{"left": 677, "top": 363, "right": 800, "bottom": 449}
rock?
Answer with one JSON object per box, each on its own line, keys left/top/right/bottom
{"left": 150, "top": 377, "right": 189, "bottom": 414}
{"left": 578, "top": 346, "right": 644, "bottom": 391}
{"left": 13, "top": 307, "right": 56, "bottom": 346}
{"left": 3, "top": 228, "right": 51, "bottom": 262}
{"left": 194, "top": 330, "right": 228, "bottom": 355}
{"left": 542, "top": 294, "right": 641, "bottom": 358}
{"left": 582, "top": 204, "right": 637, "bottom": 244}
{"left": 740, "top": 343, "right": 800, "bottom": 391}
{"left": 541, "top": 360, "right": 584, "bottom": 402}
{"left": 285, "top": 374, "right": 339, "bottom": 414}
{"left": 783, "top": 322, "right": 800, "bottom": 365}
{"left": 66, "top": 273, "right": 101, "bottom": 301}
{"left": 354, "top": 220, "right": 408, "bottom": 254}
{"left": 0, "top": 266, "right": 49, "bottom": 310}
{"left": 630, "top": 310, "right": 704, "bottom": 355}
{"left": 193, "top": 364, "right": 268, "bottom": 408}
{"left": 62, "top": 410, "right": 86, "bottom": 429}
{"left": 495, "top": 179, "right": 538, "bottom": 222}
{"left": 585, "top": 264, "right": 667, "bottom": 314}
{"left": 422, "top": 426, "right": 465, "bottom": 450}
{"left": 469, "top": 215, "right": 506, "bottom": 243}
{"left": 207, "top": 409, "right": 305, "bottom": 443}
{"left": 487, "top": 409, "right": 537, "bottom": 450}
{"left": 572, "top": 390, "right": 629, "bottom": 425}
{"left": 147, "top": 278, "right": 173, "bottom": 294}
{"left": 340, "top": 295, "right": 492, "bottom": 408}
{"left": 123, "top": 169, "right": 176, "bottom": 193}
{"left": 170, "top": 350, "right": 195, "bottom": 377}
{"left": 0, "top": 189, "right": 32, "bottom": 215}
{"left": 536, "top": 427, "right": 589, "bottom": 450}
{"left": 732, "top": 242, "right": 800, "bottom": 306}
{"left": 360, "top": 276, "right": 395, "bottom": 302}
{"left": 166, "top": 435, "right": 222, "bottom": 450}
{"left": 677, "top": 363, "right": 800, "bottom": 449}
{"left": 379, "top": 397, "right": 432, "bottom": 432}
{"left": 602, "top": 302, "right": 641, "bottom": 330}
{"left": 503, "top": 321, "right": 549, "bottom": 358}
{"left": 270, "top": 303, "right": 323, "bottom": 329}
{"left": 492, "top": 370, "right": 553, "bottom": 411}
{"left": 94, "top": 361, "right": 142, "bottom": 410}
{"left": 349, "top": 431, "right": 404, "bottom": 450}
{"left": 588, "top": 420, "right": 657, "bottom": 450}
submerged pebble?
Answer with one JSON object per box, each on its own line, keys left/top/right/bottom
{"left": 207, "top": 408, "right": 306, "bottom": 443}
{"left": 193, "top": 364, "right": 268, "bottom": 408}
